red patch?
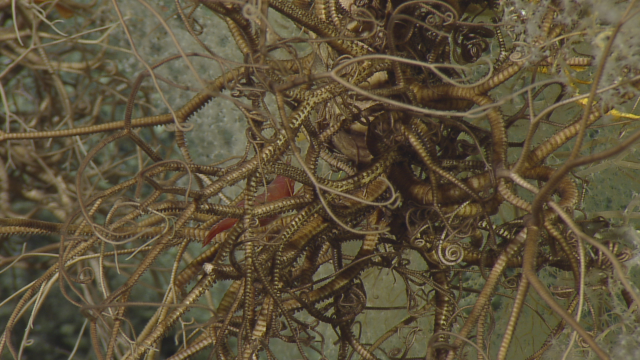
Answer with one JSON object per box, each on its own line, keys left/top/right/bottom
{"left": 203, "top": 176, "right": 295, "bottom": 245}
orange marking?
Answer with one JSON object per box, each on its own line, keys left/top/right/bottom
{"left": 203, "top": 176, "right": 295, "bottom": 245}
{"left": 34, "top": 0, "right": 75, "bottom": 18}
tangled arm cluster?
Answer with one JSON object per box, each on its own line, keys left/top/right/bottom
{"left": 2, "top": 0, "right": 640, "bottom": 359}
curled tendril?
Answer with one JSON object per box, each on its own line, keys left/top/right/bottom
{"left": 425, "top": 14, "right": 443, "bottom": 27}
{"left": 411, "top": 237, "right": 427, "bottom": 248}
{"left": 437, "top": 241, "right": 464, "bottom": 266}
